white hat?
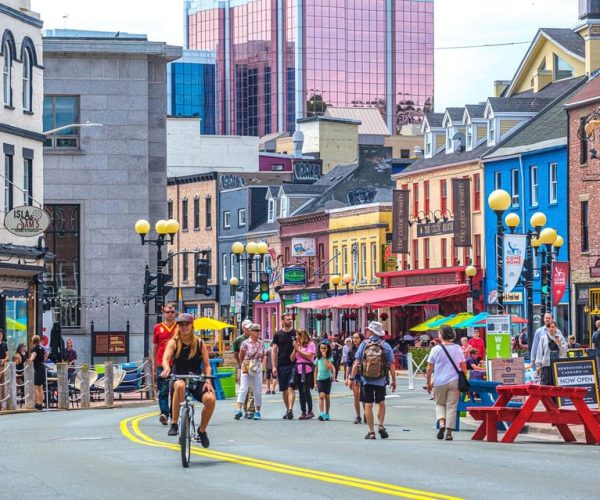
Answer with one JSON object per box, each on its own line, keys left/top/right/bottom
{"left": 241, "top": 319, "right": 253, "bottom": 329}
{"left": 366, "top": 321, "right": 385, "bottom": 337}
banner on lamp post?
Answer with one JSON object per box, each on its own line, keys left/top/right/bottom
{"left": 503, "top": 233, "right": 527, "bottom": 294}
{"left": 552, "top": 262, "right": 569, "bottom": 306}
{"left": 451, "top": 178, "right": 471, "bottom": 247}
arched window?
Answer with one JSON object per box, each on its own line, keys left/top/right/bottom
{"left": 22, "top": 48, "right": 32, "bottom": 111}
{"left": 3, "top": 40, "right": 12, "bottom": 106}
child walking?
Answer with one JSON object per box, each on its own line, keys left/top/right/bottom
{"left": 314, "top": 341, "right": 335, "bottom": 421}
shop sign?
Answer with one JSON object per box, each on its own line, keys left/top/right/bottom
{"left": 553, "top": 358, "right": 599, "bottom": 409}
{"left": 93, "top": 332, "right": 128, "bottom": 356}
{"left": 489, "top": 358, "right": 525, "bottom": 402}
{"left": 416, "top": 220, "right": 454, "bottom": 237}
{"left": 284, "top": 266, "right": 306, "bottom": 285}
{"left": 589, "top": 258, "right": 600, "bottom": 278}
{"left": 4, "top": 206, "right": 50, "bottom": 237}
{"left": 503, "top": 292, "right": 523, "bottom": 303}
{"left": 291, "top": 238, "right": 316, "bottom": 257}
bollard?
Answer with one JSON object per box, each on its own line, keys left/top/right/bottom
{"left": 407, "top": 352, "right": 415, "bottom": 390}
{"left": 105, "top": 362, "right": 114, "bottom": 407}
{"left": 6, "top": 362, "right": 16, "bottom": 411}
{"left": 80, "top": 364, "right": 90, "bottom": 408}
{"left": 144, "top": 358, "right": 155, "bottom": 400}
{"left": 24, "top": 362, "right": 35, "bottom": 409}
{"left": 57, "top": 363, "right": 69, "bottom": 409}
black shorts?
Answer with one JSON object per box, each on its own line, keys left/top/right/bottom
{"left": 360, "top": 383, "right": 386, "bottom": 404}
{"left": 316, "top": 379, "right": 332, "bottom": 395}
{"left": 34, "top": 366, "right": 46, "bottom": 386}
{"left": 265, "top": 369, "right": 273, "bottom": 380}
{"left": 277, "top": 365, "right": 295, "bottom": 391}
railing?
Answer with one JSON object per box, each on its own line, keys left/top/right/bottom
{"left": 406, "top": 352, "right": 429, "bottom": 391}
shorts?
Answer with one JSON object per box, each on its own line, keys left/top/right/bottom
{"left": 34, "top": 366, "right": 46, "bottom": 386}
{"left": 265, "top": 368, "right": 273, "bottom": 380}
{"left": 316, "top": 379, "right": 332, "bottom": 395}
{"left": 360, "top": 383, "right": 386, "bottom": 404}
{"left": 277, "top": 364, "right": 295, "bottom": 391}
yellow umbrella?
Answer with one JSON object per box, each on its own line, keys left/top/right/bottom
{"left": 6, "top": 317, "right": 27, "bottom": 331}
{"left": 193, "top": 317, "right": 235, "bottom": 331}
{"left": 410, "top": 315, "right": 445, "bottom": 332}
{"left": 441, "top": 312, "right": 474, "bottom": 328}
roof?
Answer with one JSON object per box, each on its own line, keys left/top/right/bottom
{"left": 258, "top": 131, "right": 289, "bottom": 149}
{"left": 280, "top": 183, "right": 327, "bottom": 195}
{"left": 444, "top": 107, "right": 465, "bottom": 123}
{"left": 296, "top": 116, "right": 361, "bottom": 126}
{"left": 396, "top": 142, "right": 490, "bottom": 176}
{"left": 565, "top": 74, "right": 600, "bottom": 108}
{"left": 486, "top": 96, "right": 553, "bottom": 114}
{"left": 464, "top": 104, "right": 486, "bottom": 120}
{"left": 514, "top": 75, "right": 587, "bottom": 100}
{"left": 324, "top": 107, "right": 390, "bottom": 135}
{"left": 539, "top": 28, "right": 585, "bottom": 58}
{"left": 424, "top": 112, "right": 444, "bottom": 128}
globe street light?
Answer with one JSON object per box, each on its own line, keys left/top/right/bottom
{"left": 487, "top": 189, "right": 512, "bottom": 312}
{"left": 342, "top": 273, "right": 352, "bottom": 294}
{"left": 231, "top": 240, "right": 270, "bottom": 322}
{"left": 465, "top": 265, "right": 477, "bottom": 314}
{"left": 330, "top": 274, "right": 341, "bottom": 297}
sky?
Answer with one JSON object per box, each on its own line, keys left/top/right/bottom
{"left": 32, "top": 0, "right": 580, "bottom": 112}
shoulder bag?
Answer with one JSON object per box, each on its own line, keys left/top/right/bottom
{"left": 439, "top": 343, "right": 470, "bottom": 393}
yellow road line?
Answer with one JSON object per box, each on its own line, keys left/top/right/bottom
{"left": 120, "top": 412, "right": 462, "bottom": 500}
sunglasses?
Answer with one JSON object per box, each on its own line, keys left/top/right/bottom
{"left": 178, "top": 322, "right": 192, "bottom": 326}
{"left": 164, "top": 311, "right": 176, "bottom": 314}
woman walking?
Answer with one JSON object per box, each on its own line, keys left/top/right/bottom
{"left": 235, "top": 323, "right": 265, "bottom": 420}
{"left": 345, "top": 332, "right": 365, "bottom": 424}
{"left": 291, "top": 329, "right": 316, "bottom": 420}
{"left": 425, "top": 325, "right": 466, "bottom": 441}
{"left": 314, "top": 341, "right": 335, "bottom": 420}
{"left": 29, "top": 335, "right": 47, "bottom": 411}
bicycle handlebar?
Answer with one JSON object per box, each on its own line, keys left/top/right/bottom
{"left": 170, "top": 374, "right": 214, "bottom": 380}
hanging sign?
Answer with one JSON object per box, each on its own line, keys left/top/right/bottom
{"left": 452, "top": 178, "right": 471, "bottom": 247}
{"left": 503, "top": 233, "right": 527, "bottom": 294}
{"left": 4, "top": 206, "right": 50, "bottom": 237}
{"left": 392, "top": 189, "right": 410, "bottom": 254}
{"left": 552, "top": 261, "right": 569, "bottom": 306}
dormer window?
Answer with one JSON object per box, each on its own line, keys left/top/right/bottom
{"left": 425, "top": 134, "right": 432, "bottom": 156}
{"left": 280, "top": 195, "right": 289, "bottom": 218}
{"left": 267, "top": 198, "right": 276, "bottom": 222}
{"left": 446, "top": 129, "right": 452, "bottom": 150}
{"left": 466, "top": 124, "right": 473, "bottom": 150}
{"left": 488, "top": 119, "right": 496, "bottom": 144}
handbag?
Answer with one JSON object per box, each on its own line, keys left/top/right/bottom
{"left": 439, "top": 343, "right": 470, "bottom": 393}
{"left": 249, "top": 359, "right": 260, "bottom": 374}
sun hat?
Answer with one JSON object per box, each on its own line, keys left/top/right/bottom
{"left": 366, "top": 321, "right": 385, "bottom": 337}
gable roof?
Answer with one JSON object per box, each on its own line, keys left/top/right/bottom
{"left": 423, "top": 112, "right": 444, "bottom": 129}
{"left": 324, "top": 107, "right": 390, "bottom": 135}
{"left": 443, "top": 107, "right": 465, "bottom": 125}
{"left": 464, "top": 104, "right": 486, "bottom": 121}
{"left": 486, "top": 96, "right": 553, "bottom": 115}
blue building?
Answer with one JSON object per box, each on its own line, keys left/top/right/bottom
{"left": 482, "top": 78, "right": 585, "bottom": 334}
{"left": 167, "top": 49, "right": 216, "bottom": 134}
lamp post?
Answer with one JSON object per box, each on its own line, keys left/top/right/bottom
{"left": 134, "top": 218, "right": 180, "bottom": 358}
{"left": 487, "top": 189, "right": 512, "bottom": 312}
{"left": 465, "top": 265, "right": 477, "bottom": 314}
{"left": 538, "top": 227, "right": 558, "bottom": 315}
{"left": 231, "top": 240, "right": 269, "bottom": 322}
{"left": 229, "top": 276, "right": 239, "bottom": 325}
{"left": 330, "top": 274, "right": 341, "bottom": 296}
{"left": 342, "top": 273, "right": 352, "bottom": 294}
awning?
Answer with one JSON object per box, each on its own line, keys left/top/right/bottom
{"left": 287, "top": 284, "right": 469, "bottom": 310}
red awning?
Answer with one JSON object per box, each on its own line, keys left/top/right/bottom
{"left": 287, "top": 284, "right": 469, "bottom": 310}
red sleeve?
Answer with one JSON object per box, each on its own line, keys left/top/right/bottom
{"left": 152, "top": 324, "right": 160, "bottom": 345}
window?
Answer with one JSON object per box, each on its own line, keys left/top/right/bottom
{"left": 167, "top": 200, "right": 173, "bottom": 220}
{"left": 412, "top": 183, "right": 419, "bottom": 215}
{"left": 474, "top": 234, "right": 482, "bottom": 267}
{"left": 205, "top": 250, "right": 212, "bottom": 282}
{"left": 267, "top": 198, "right": 275, "bottom": 222}
{"left": 22, "top": 48, "right": 32, "bottom": 112}
{"left": 511, "top": 169, "right": 519, "bottom": 206}
{"left": 239, "top": 257, "right": 245, "bottom": 283}
{"left": 400, "top": 149, "right": 410, "bottom": 159}
{"left": 440, "top": 180, "right": 447, "bottom": 213}
{"left": 494, "top": 171, "right": 502, "bottom": 190}
{"left": 424, "top": 238, "right": 430, "bottom": 268}
{"left": 549, "top": 163, "right": 558, "bottom": 204}
{"left": 412, "top": 240, "right": 419, "bottom": 270}
{"left": 4, "top": 153, "right": 13, "bottom": 211}
{"left": 580, "top": 117, "right": 589, "bottom": 164}
{"left": 466, "top": 124, "right": 473, "bottom": 149}
{"left": 182, "top": 253, "right": 189, "bottom": 282}
{"left": 424, "top": 181, "right": 430, "bottom": 214}
{"left": 451, "top": 237, "right": 457, "bottom": 266}
{"left": 473, "top": 173, "right": 481, "bottom": 211}
{"left": 238, "top": 208, "right": 246, "bottom": 226}
{"left": 181, "top": 199, "right": 188, "bottom": 230}
{"left": 221, "top": 253, "right": 228, "bottom": 282}
{"left": 582, "top": 200, "right": 589, "bottom": 252}
{"left": 317, "top": 243, "right": 325, "bottom": 275}
{"left": 530, "top": 166, "right": 538, "bottom": 207}
{"left": 23, "top": 158, "right": 32, "bottom": 205}
{"left": 280, "top": 195, "right": 289, "bottom": 217}
{"left": 446, "top": 129, "right": 452, "bottom": 150}
{"left": 205, "top": 197, "right": 212, "bottom": 228}
{"left": 333, "top": 246, "right": 339, "bottom": 274}
{"left": 342, "top": 245, "right": 348, "bottom": 274}
{"left": 441, "top": 238, "right": 447, "bottom": 267}
{"left": 488, "top": 119, "right": 496, "bottom": 143}
{"left": 361, "top": 243, "right": 367, "bottom": 280}
{"left": 230, "top": 252, "right": 236, "bottom": 281}
{"left": 223, "top": 210, "right": 231, "bottom": 228}
{"left": 352, "top": 244, "right": 359, "bottom": 280}
{"left": 3, "top": 40, "right": 12, "bottom": 106}
{"left": 425, "top": 134, "right": 432, "bottom": 156}
{"left": 370, "top": 242, "right": 377, "bottom": 279}
{"left": 43, "top": 96, "right": 80, "bottom": 148}
{"left": 553, "top": 53, "right": 574, "bottom": 80}
{"left": 167, "top": 251, "right": 174, "bottom": 279}
{"left": 272, "top": 163, "right": 283, "bottom": 171}
{"left": 193, "top": 198, "right": 200, "bottom": 229}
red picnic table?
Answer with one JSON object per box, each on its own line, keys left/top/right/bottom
{"left": 468, "top": 384, "right": 600, "bottom": 444}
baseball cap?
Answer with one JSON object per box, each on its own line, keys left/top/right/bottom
{"left": 175, "top": 313, "right": 194, "bottom": 324}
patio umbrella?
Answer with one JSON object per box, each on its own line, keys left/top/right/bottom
{"left": 6, "top": 317, "right": 27, "bottom": 331}
{"left": 427, "top": 314, "right": 457, "bottom": 329}
{"left": 409, "top": 315, "right": 445, "bottom": 332}
{"left": 454, "top": 312, "right": 489, "bottom": 329}
{"left": 193, "top": 317, "right": 236, "bottom": 330}
{"left": 442, "top": 312, "right": 475, "bottom": 328}
{"left": 469, "top": 314, "right": 528, "bottom": 327}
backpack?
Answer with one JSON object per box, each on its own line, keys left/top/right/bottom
{"left": 360, "top": 340, "right": 388, "bottom": 379}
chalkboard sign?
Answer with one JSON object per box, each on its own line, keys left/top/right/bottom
{"left": 552, "top": 358, "right": 600, "bottom": 409}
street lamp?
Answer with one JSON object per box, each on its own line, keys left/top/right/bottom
{"left": 134, "top": 217, "right": 180, "bottom": 358}
{"left": 539, "top": 227, "right": 558, "bottom": 314}
{"left": 229, "top": 277, "right": 239, "bottom": 325}
{"left": 330, "top": 274, "right": 341, "bottom": 296}
{"left": 342, "top": 273, "right": 352, "bottom": 294}
{"left": 487, "top": 189, "right": 512, "bottom": 312}
{"left": 231, "top": 240, "right": 269, "bottom": 322}
{"left": 465, "top": 265, "right": 477, "bottom": 314}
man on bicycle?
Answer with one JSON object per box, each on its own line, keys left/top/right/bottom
{"left": 160, "top": 313, "right": 216, "bottom": 448}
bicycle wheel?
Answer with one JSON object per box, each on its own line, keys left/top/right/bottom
{"left": 179, "top": 406, "right": 192, "bottom": 468}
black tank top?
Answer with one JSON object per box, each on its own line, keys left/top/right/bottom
{"left": 173, "top": 339, "right": 203, "bottom": 375}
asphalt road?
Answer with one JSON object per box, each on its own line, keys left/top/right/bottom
{"left": 3, "top": 378, "right": 600, "bottom": 500}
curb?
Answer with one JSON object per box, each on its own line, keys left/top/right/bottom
{"left": 0, "top": 399, "right": 157, "bottom": 416}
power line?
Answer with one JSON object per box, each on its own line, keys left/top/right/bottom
{"left": 436, "top": 40, "right": 531, "bottom": 50}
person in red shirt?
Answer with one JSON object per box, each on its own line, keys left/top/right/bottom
{"left": 468, "top": 329, "right": 486, "bottom": 360}
{"left": 153, "top": 304, "right": 178, "bottom": 425}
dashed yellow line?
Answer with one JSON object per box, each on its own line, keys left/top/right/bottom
{"left": 120, "top": 412, "right": 463, "bottom": 500}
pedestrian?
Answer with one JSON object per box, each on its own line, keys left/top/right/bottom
{"left": 518, "top": 327, "right": 528, "bottom": 347}
{"left": 465, "top": 348, "right": 486, "bottom": 381}
{"left": 13, "top": 343, "right": 27, "bottom": 403}
{"left": 535, "top": 321, "right": 566, "bottom": 385}
{"left": 425, "top": 325, "right": 466, "bottom": 441}
{"left": 468, "top": 330, "right": 486, "bottom": 360}
{"left": 0, "top": 329, "right": 8, "bottom": 409}
{"left": 350, "top": 321, "right": 396, "bottom": 440}
{"left": 152, "top": 304, "right": 178, "bottom": 426}
{"left": 331, "top": 337, "right": 343, "bottom": 381}
{"left": 235, "top": 323, "right": 265, "bottom": 420}
{"left": 341, "top": 337, "right": 352, "bottom": 371}
{"left": 314, "top": 341, "right": 335, "bottom": 421}
{"left": 265, "top": 343, "right": 275, "bottom": 394}
{"left": 29, "top": 335, "right": 47, "bottom": 411}
{"left": 460, "top": 337, "right": 470, "bottom": 358}
{"left": 531, "top": 313, "right": 560, "bottom": 362}
{"left": 292, "top": 329, "right": 316, "bottom": 420}
{"left": 232, "top": 319, "right": 255, "bottom": 418}
{"left": 567, "top": 335, "right": 580, "bottom": 349}
{"left": 345, "top": 332, "right": 365, "bottom": 424}
{"left": 271, "top": 312, "right": 297, "bottom": 419}
{"left": 592, "top": 320, "right": 600, "bottom": 374}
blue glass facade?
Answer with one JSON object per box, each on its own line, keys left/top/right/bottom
{"left": 170, "top": 62, "right": 216, "bottom": 135}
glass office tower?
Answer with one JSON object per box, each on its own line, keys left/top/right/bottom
{"left": 185, "top": 0, "right": 433, "bottom": 136}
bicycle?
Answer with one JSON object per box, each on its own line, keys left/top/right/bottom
{"left": 171, "top": 374, "right": 213, "bottom": 468}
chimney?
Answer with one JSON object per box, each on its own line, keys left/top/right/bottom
{"left": 493, "top": 80, "right": 511, "bottom": 97}
{"left": 292, "top": 130, "right": 304, "bottom": 158}
{"left": 576, "top": 0, "right": 600, "bottom": 75}
{"left": 533, "top": 70, "right": 553, "bottom": 92}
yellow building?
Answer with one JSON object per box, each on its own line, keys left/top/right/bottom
{"left": 328, "top": 203, "right": 392, "bottom": 292}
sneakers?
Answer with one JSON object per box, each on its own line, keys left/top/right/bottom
{"left": 283, "top": 409, "right": 294, "bottom": 420}
{"left": 234, "top": 409, "right": 243, "bottom": 420}
{"left": 354, "top": 416, "right": 362, "bottom": 424}
{"left": 318, "top": 413, "right": 326, "bottom": 421}
{"left": 159, "top": 414, "right": 168, "bottom": 426}
{"left": 298, "top": 412, "right": 308, "bottom": 420}
{"left": 324, "top": 413, "right": 330, "bottom": 421}
{"left": 307, "top": 411, "right": 314, "bottom": 419}
{"left": 253, "top": 412, "right": 262, "bottom": 420}
{"left": 168, "top": 424, "right": 178, "bottom": 436}
{"left": 197, "top": 430, "right": 210, "bottom": 448}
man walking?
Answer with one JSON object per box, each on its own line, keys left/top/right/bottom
{"left": 153, "top": 304, "right": 177, "bottom": 425}
{"left": 350, "top": 321, "right": 396, "bottom": 440}
{"left": 592, "top": 320, "right": 600, "bottom": 382}
{"left": 233, "top": 319, "right": 255, "bottom": 418}
{"left": 531, "top": 312, "right": 561, "bottom": 362}
{"left": 272, "top": 313, "right": 297, "bottom": 419}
